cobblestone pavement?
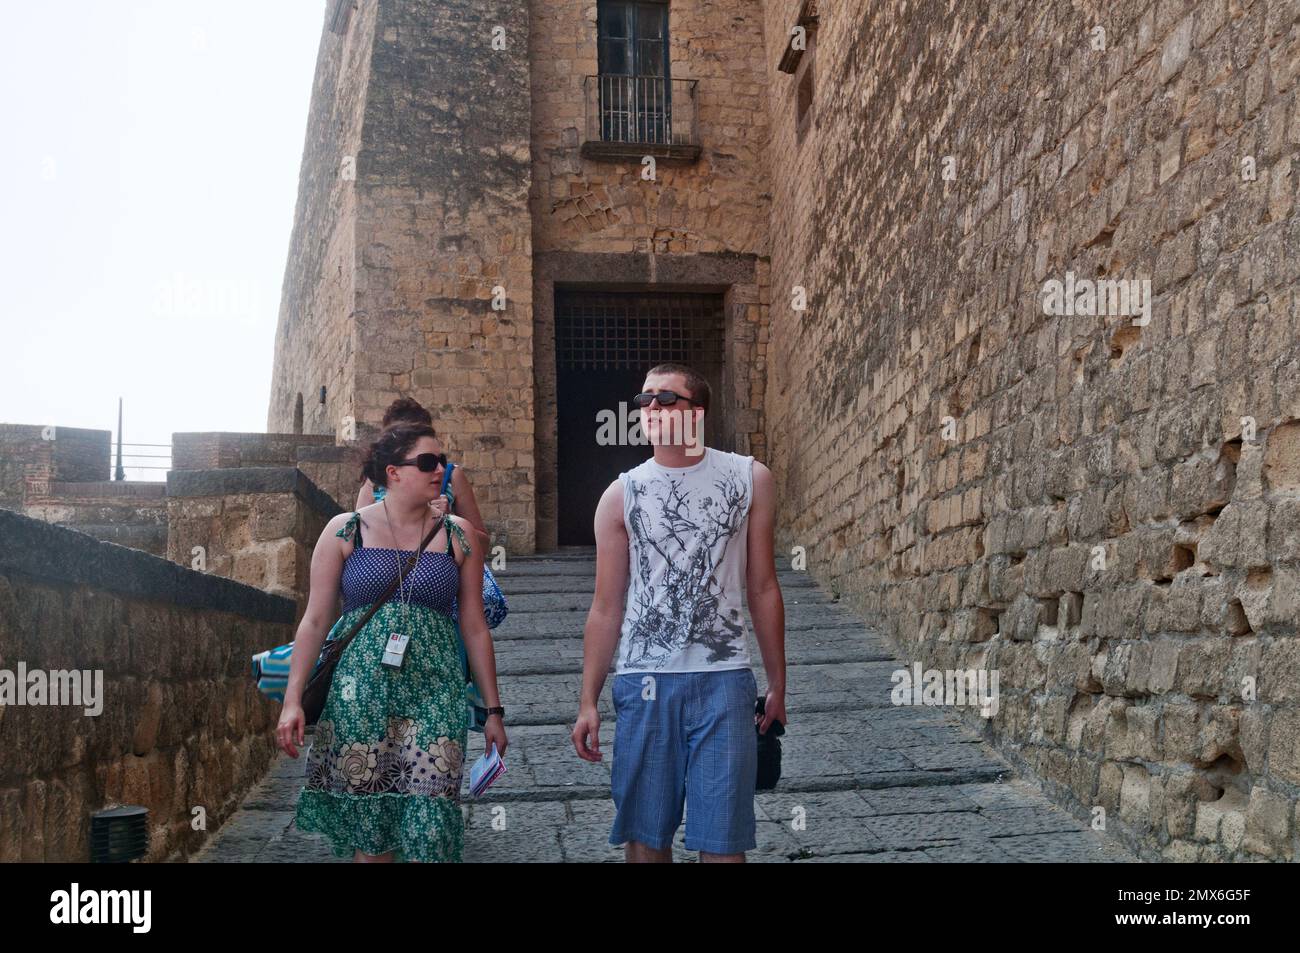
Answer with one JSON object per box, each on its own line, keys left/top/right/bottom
{"left": 195, "top": 551, "right": 1135, "bottom": 863}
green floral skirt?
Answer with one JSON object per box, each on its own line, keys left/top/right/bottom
{"left": 296, "top": 600, "right": 468, "bottom": 862}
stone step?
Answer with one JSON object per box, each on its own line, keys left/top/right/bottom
{"left": 194, "top": 705, "right": 1133, "bottom": 863}
{"left": 492, "top": 657, "right": 938, "bottom": 726}
{"left": 485, "top": 608, "right": 878, "bottom": 642}
{"left": 194, "top": 543, "right": 1136, "bottom": 863}
{"left": 493, "top": 633, "right": 896, "bottom": 676}
{"left": 495, "top": 571, "right": 824, "bottom": 595}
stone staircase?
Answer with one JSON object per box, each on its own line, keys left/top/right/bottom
{"left": 195, "top": 550, "right": 1135, "bottom": 862}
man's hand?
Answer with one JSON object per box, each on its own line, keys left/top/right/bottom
{"left": 571, "top": 704, "right": 603, "bottom": 761}
{"left": 757, "top": 688, "right": 787, "bottom": 735}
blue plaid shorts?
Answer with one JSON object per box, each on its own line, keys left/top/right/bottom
{"left": 609, "top": 667, "right": 758, "bottom": 855}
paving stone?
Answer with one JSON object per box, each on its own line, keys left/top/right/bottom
{"left": 922, "top": 842, "right": 1018, "bottom": 862}
{"left": 861, "top": 810, "right": 996, "bottom": 850}
{"left": 467, "top": 826, "right": 565, "bottom": 863}
{"left": 957, "top": 780, "right": 1047, "bottom": 811}
{"left": 859, "top": 785, "right": 981, "bottom": 816}
{"left": 464, "top": 799, "right": 569, "bottom": 832}
{"left": 756, "top": 789, "right": 877, "bottom": 823}
{"left": 782, "top": 816, "right": 887, "bottom": 856}
{"left": 800, "top": 850, "right": 934, "bottom": 863}
{"left": 982, "top": 804, "right": 1091, "bottom": 837}
{"left": 995, "top": 830, "right": 1130, "bottom": 863}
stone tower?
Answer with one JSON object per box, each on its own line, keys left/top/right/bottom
{"left": 269, "top": 0, "right": 772, "bottom": 553}
{"left": 268, "top": 0, "right": 536, "bottom": 548}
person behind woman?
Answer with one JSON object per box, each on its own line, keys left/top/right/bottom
{"left": 276, "top": 424, "right": 507, "bottom": 863}
{"left": 356, "top": 397, "right": 489, "bottom": 551}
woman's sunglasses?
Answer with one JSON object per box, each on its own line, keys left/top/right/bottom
{"left": 393, "top": 452, "right": 448, "bottom": 472}
{"left": 632, "top": 390, "right": 697, "bottom": 408}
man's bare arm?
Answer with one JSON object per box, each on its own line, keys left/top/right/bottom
{"left": 746, "top": 461, "right": 787, "bottom": 731}
{"left": 572, "top": 480, "right": 629, "bottom": 761}
{"left": 582, "top": 480, "right": 629, "bottom": 706}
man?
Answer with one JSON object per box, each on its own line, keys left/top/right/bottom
{"left": 571, "top": 362, "right": 787, "bottom": 863}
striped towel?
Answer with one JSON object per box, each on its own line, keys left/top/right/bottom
{"left": 250, "top": 642, "right": 295, "bottom": 703}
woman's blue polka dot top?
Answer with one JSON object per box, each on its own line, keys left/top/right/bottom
{"left": 340, "top": 520, "right": 460, "bottom": 615}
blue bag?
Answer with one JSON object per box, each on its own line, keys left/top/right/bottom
{"left": 440, "top": 463, "right": 507, "bottom": 732}
{"left": 440, "top": 463, "right": 509, "bottom": 630}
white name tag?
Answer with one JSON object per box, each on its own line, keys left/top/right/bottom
{"left": 381, "top": 632, "right": 411, "bottom": 669}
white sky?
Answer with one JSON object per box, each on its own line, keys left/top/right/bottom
{"left": 0, "top": 1, "right": 323, "bottom": 477}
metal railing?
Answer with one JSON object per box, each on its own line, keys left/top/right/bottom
{"left": 584, "top": 74, "right": 698, "bottom": 148}
{"left": 114, "top": 442, "right": 172, "bottom": 481}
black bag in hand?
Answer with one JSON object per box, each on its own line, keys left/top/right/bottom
{"left": 755, "top": 695, "right": 785, "bottom": 791}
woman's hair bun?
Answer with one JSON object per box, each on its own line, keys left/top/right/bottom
{"left": 381, "top": 397, "right": 434, "bottom": 430}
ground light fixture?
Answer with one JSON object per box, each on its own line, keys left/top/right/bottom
{"left": 89, "top": 805, "right": 148, "bottom": 863}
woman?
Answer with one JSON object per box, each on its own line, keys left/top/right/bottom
{"left": 356, "top": 398, "right": 489, "bottom": 552}
{"left": 276, "top": 424, "right": 507, "bottom": 863}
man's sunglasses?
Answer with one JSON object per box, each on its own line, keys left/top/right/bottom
{"left": 393, "top": 452, "right": 448, "bottom": 472}
{"left": 632, "top": 390, "right": 698, "bottom": 408}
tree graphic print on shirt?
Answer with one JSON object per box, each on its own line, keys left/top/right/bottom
{"left": 619, "top": 451, "right": 753, "bottom": 672}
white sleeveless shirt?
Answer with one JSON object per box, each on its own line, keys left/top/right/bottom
{"left": 614, "top": 446, "right": 755, "bottom": 674}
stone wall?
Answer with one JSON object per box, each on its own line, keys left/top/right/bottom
{"left": 166, "top": 468, "right": 342, "bottom": 610}
{"left": 762, "top": 0, "right": 1300, "bottom": 860}
{"left": 174, "top": 430, "right": 362, "bottom": 511}
{"left": 350, "top": 0, "right": 536, "bottom": 552}
{"left": 0, "top": 424, "right": 110, "bottom": 511}
{"left": 0, "top": 510, "right": 295, "bottom": 862}
{"left": 172, "top": 432, "right": 338, "bottom": 472}
{"left": 23, "top": 481, "right": 168, "bottom": 557}
{"left": 528, "top": 0, "right": 772, "bottom": 257}
{"left": 527, "top": 0, "right": 774, "bottom": 549}
{"left": 296, "top": 442, "right": 369, "bottom": 514}
{"left": 267, "top": 0, "right": 379, "bottom": 439}
{"left": 0, "top": 427, "right": 160, "bottom": 553}
{"left": 267, "top": 0, "right": 537, "bottom": 552}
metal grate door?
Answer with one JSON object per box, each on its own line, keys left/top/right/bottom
{"left": 556, "top": 291, "right": 725, "bottom": 369}
{"left": 553, "top": 290, "right": 725, "bottom": 546}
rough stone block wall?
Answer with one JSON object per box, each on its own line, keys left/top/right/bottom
{"left": 267, "top": 0, "right": 379, "bottom": 438}
{"left": 165, "top": 468, "right": 341, "bottom": 610}
{"left": 24, "top": 481, "right": 168, "bottom": 557}
{"left": 342, "top": 0, "right": 536, "bottom": 551}
{"left": 762, "top": 0, "right": 1300, "bottom": 860}
{"left": 296, "top": 441, "right": 370, "bottom": 512}
{"left": 528, "top": 1, "right": 774, "bottom": 547}
{"left": 269, "top": 0, "right": 536, "bottom": 552}
{"left": 0, "top": 425, "right": 110, "bottom": 511}
{"left": 529, "top": 0, "right": 771, "bottom": 256}
{"left": 172, "top": 432, "right": 337, "bottom": 472}
{"left": 0, "top": 511, "right": 295, "bottom": 861}
{"left": 173, "top": 432, "right": 369, "bottom": 511}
